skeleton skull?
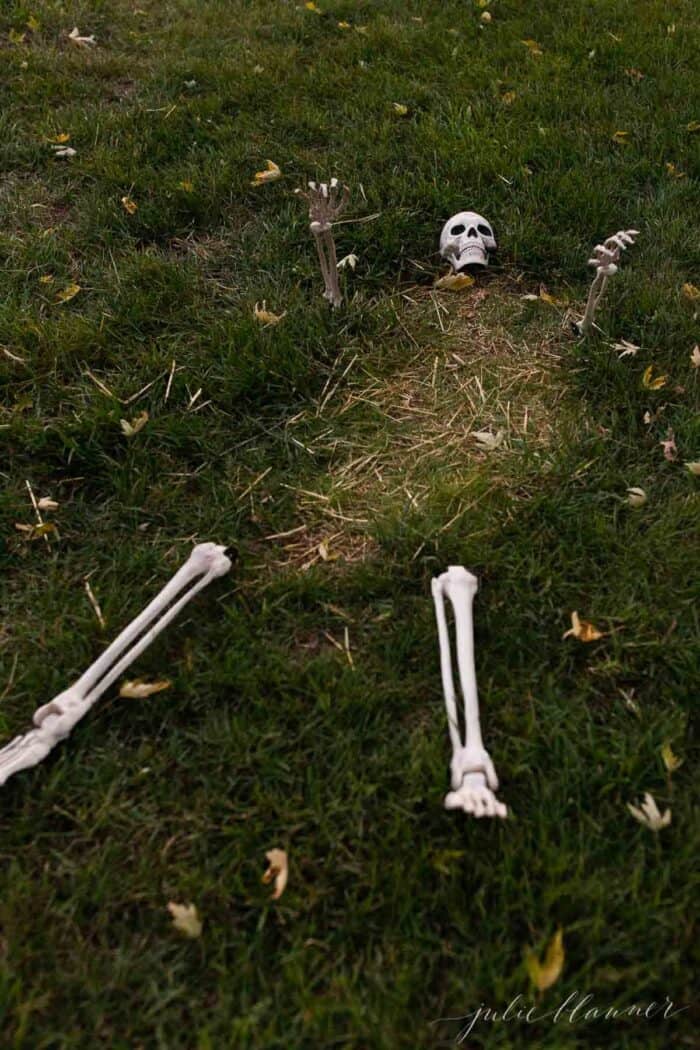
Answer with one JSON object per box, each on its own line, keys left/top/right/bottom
{"left": 440, "top": 211, "right": 496, "bottom": 271}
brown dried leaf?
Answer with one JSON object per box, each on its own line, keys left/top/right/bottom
{"left": 119, "top": 678, "right": 172, "bottom": 699}
{"left": 262, "top": 848, "right": 288, "bottom": 900}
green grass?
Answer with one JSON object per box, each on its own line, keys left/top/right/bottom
{"left": 0, "top": 1, "right": 699, "bottom": 1047}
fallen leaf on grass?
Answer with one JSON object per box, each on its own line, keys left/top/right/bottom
{"left": 684, "top": 461, "right": 700, "bottom": 476}
{"left": 52, "top": 146, "right": 77, "bottom": 159}
{"left": 39, "top": 274, "right": 54, "bottom": 284}
{"left": 562, "top": 611, "right": 603, "bottom": 642}
{"left": 121, "top": 195, "right": 138, "bottom": 214}
{"left": 262, "top": 848, "right": 288, "bottom": 900}
{"left": 37, "top": 496, "right": 58, "bottom": 511}
{"left": 612, "top": 130, "right": 630, "bottom": 144}
{"left": 337, "top": 21, "right": 351, "bottom": 30}
{"left": 68, "top": 27, "right": 97, "bottom": 47}
{"left": 624, "top": 67, "right": 644, "bottom": 81}
{"left": 526, "top": 929, "right": 565, "bottom": 992}
{"left": 178, "top": 180, "right": 194, "bottom": 192}
{"left": 627, "top": 792, "right": 671, "bottom": 832}
{"left": 612, "top": 339, "right": 639, "bottom": 358}
{"left": 502, "top": 91, "right": 517, "bottom": 104}
{"left": 661, "top": 742, "right": 683, "bottom": 774}
{"left": 471, "top": 429, "right": 504, "bottom": 451}
{"left": 119, "top": 678, "right": 172, "bottom": 699}
{"left": 9, "top": 29, "right": 27, "bottom": 45}
{"left": 626, "top": 487, "right": 647, "bottom": 508}
{"left": 26, "top": 15, "right": 40, "bottom": 32}
{"left": 392, "top": 102, "right": 409, "bottom": 116}
{"left": 251, "top": 160, "right": 282, "bottom": 187}
{"left": 686, "top": 121, "right": 700, "bottom": 133}
{"left": 337, "top": 253, "right": 358, "bottom": 271}
{"left": 642, "top": 365, "right": 667, "bottom": 390}
{"left": 660, "top": 429, "right": 677, "bottom": 462}
{"left": 253, "top": 301, "right": 286, "bottom": 326}
{"left": 305, "top": 1, "right": 322, "bottom": 11}
{"left": 522, "top": 39, "right": 543, "bottom": 56}
{"left": 55, "top": 283, "right": 81, "bottom": 303}
{"left": 665, "top": 162, "right": 686, "bottom": 179}
{"left": 434, "top": 272, "right": 474, "bottom": 290}
{"left": 120, "top": 410, "right": 149, "bottom": 437}
{"left": 690, "top": 346, "right": 700, "bottom": 368}
{"left": 480, "top": 11, "right": 492, "bottom": 23}
{"left": 682, "top": 282, "right": 700, "bottom": 301}
{"left": 167, "top": 902, "right": 202, "bottom": 938}
{"left": 14, "top": 522, "right": 57, "bottom": 540}
{"left": 47, "top": 132, "right": 70, "bottom": 144}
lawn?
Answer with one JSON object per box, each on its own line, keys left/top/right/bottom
{"left": 0, "top": 0, "right": 699, "bottom": 1047}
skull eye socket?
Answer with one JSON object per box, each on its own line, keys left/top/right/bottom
{"left": 477, "top": 224, "right": 492, "bottom": 237}
{"left": 450, "top": 223, "right": 466, "bottom": 235}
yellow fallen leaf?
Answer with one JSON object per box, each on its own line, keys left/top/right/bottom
{"left": 9, "top": 29, "right": 27, "bottom": 45}
{"left": 562, "top": 611, "right": 603, "bottom": 642}
{"left": 642, "top": 365, "right": 667, "bottom": 390}
{"left": 665, "top": 162, "right": 686, "bottom": 179}
{"left": 251, "top": 160, "right": 282, "bottom": 187}
{"left": 47, "top": 132, "right": 71, "bottom": 144}
{"left": 121, "top": 195, "right": 138, "bottom": 215}
{"left": 502, "top": 91, "right": 517, "bottom": 104}
{"left": 119, "top": 678, "right": 172, "bottom": 699}
{"left": 39, "top": 274, "right": 54, "bottom": 284}
{"left": 476, "top": 0, "right": 490, "bottom": 7}
{"left": 686, "top": 120, "right": 700, "bottom": 133}
{"left": 612, "top": 130, "right": 630, "bottom": 144}
{"left": 526, "top": 929, "right": 565, "bottom": 992}
{"left": 14, "top": 522, "right": 57, "bottom": 540}
{"left": 522, "top": 39, "right": 543, "bottom": 55}
{"left": 262, "top": 848, "right": 288, "bottom": 900}
{"left": 55, "top": 283, "right": 81, "bottom": 304}
{"left": 434, "top": 272, "right": 475, "bottom": 290}
{"left": 337, "top": 21, "right": 351, "bottom": 29}
{"left": 305, "top": 1, "right": 322, "bottom": 12}
{"left": 685, "top": 461, "right": 700, "bottom": 476}
{"left": 26, "top": 15, "right": 40, "bottom": 32}
{"left": 392, "top": 102, "right": 409, "bottom": 116}
{"left": 661, "top": 742, "right": 683, "bottom": 774}
{"left": 253, "top": 301, "right": 286, "bottom": 326}
{"left": 682, "top": 282, "right": 700, "bottom": 301}
{"left": 120, "top": 410, "right": 149, "bottom": 437}
{"left": 178, "top": 180, "right": 194, "bottom": 192}
{"left": 167, "top": 902, "right": 202, "bottom": 938}
{"left": 538, "top": 288, "right": 559, "bottom": 306}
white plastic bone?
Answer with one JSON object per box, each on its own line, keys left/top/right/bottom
{"left": 431, "top": 566, "right": 507, "bottom": 819}
{"left": 0, "top": 542, "right": 232, "bottom": 787}
{"left": 295, "top": 178, "right": 350, "bottom": 308}
{"left": 578, "top": 228, "right": 639, "bottom": 335}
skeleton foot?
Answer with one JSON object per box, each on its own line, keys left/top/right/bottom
{"left": 445, "top": 770, "right": 508, "bottom": 819}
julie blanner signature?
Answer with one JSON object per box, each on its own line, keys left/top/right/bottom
{"left": 434, "top": 991, "right": 689, "bottom": 1042}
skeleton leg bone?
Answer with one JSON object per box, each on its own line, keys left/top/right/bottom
{"left": 431, "top": 566, "right": 507, "bottom": 819}
{"left": 0, "top": 542, "right": 232, "bottom": 788}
